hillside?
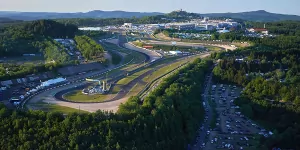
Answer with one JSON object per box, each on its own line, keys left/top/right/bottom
{"left": 1, "top": 10, "right": 299, "bottom": 22}
{"left": 202, "top": 10, "right": 300, "bottom": 22}
{"left": 0, "top": 10, "right": 163, "bottom": 21}
{"left": 0, "top": 20, "right": 78, "bottom": 57}
{"left": 0, "top": 17, "right": 22, "bottom": 23}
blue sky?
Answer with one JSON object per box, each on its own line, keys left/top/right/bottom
{"left": 1, "top": 0, "right": 299, "bottom": 15}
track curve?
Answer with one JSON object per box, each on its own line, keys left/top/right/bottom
{"left": 25, "top": 34, "right": 163, "bottom": 112}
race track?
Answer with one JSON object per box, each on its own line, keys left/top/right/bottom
{"left": 26, "top": 36, "right": 210, "bottom": 113}
{"left": 26, "top": 37, "right": 162, "bottom": 112}
{"left": 145, "top": 40, "right": 237, "bottom": 50}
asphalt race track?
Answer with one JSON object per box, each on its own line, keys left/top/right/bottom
{"left": 26, "top": 35, "right": 211, "bottom": 113}
{"left": 145, "top": 40, "right": 237, "bottom": 51}
{"left": 54, "top": 55, "right": 190, "bottom": 103}
{"left": 26, "top": 36, "right": 163, "bottom": 112}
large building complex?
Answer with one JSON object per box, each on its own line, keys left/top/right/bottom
{"left": 165, "top": 23, "right": 196, "bottom": 30}
{"left": 196, "top": 24, "right": 216, "bottom": 31}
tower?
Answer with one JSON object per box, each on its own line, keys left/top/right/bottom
{"left": 102, "top": 81, "right": 107, "bottom": 91}
{"left": 264, "top": 24, "right": 266, "bottom": 29}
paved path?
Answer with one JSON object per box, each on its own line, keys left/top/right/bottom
{"left": 27, "top": 53, "right": 209, "bottom": 113}
{"left": 26, "top": 35, "right": 210, "bottom": 113}
{"left": 25, "top": 38, "right": 163, "bottom": 112}
{"left": 146, "top": 40, "right": 237, "bottom": 51}
{"left": 192, "top": 71, "right": 213, "bottom": 150}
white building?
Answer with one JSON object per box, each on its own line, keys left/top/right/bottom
{"left": 169, "top": 51, "right": 182, "bottom": 55}
{"left": 247, "top": 28, "right": 269, "bottom": 35}
{"left": 78, "top": 27, "right": 102, "bottom": 31}
{"left": 217, "top": 28, "right": 230, "bottom": 33}
{"left": 123, "top": 23, "right": 133, "bottom": 28}
{"left": 166, "top": 23, "right": 196, "bottom": 30}
{"left": 40, "top": 77, "right": 66, "bottom": 87}
{"left": 196, "top": 24, "right": 216, "bottom": 31}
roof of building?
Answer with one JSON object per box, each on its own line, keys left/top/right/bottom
{"left": 40, "top": 77, "right": 66, "bottom": 87}
{"left": 169, "top": 50, "right": 182, "bottom": 53}
{"left": 250, "top": 28, "right": 268, "bottom": 31}
{"left": 167, "top": 23, "right": 195, "bottom": 26}
{"left": 217, "top": 29, "right": 230, "bottom": 33}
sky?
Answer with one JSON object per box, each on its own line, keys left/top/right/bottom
{"left": 1, "top": 0, "right": 300, "bottom": 15}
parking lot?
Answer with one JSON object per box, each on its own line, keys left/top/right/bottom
{"left": 201, "top": 84, "right": 272, "bottom": 150}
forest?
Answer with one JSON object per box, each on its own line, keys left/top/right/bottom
{"left": 56, "top": 16, "right": 169, "bottom": 27}
{"left": 0, "top": 38, "right": 71, "bottom": 81}
{"left": 212, "top": 49, "right": 300, "bottom": 149}
{"left": 211, "top": 22, "right": 300, "bottom": 149}
{"left": 0, "top": 20, "right": 78, "bottom": 80}
{"left": 0, "top": 19, "right": 78, "bottom": 57}
{"left": 247, "top": 21, "right": 300, "bottom": 36}
{"left": 0, "top": 58, "right": 212, "bottom": 149}
{"left": 74, "top": 35, "right": 105, "bottom": 61}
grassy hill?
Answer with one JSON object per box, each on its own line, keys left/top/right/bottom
{"left": 0, "top": 10, "right": 163, "bottom": 21}
{"left": 1, "top": 10, "right": 299, "bottom": 25}
{"left": 202, "top": 10, "right": 300, "bottom": 22}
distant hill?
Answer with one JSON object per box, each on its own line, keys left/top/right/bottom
{"left": 0, "top": 17, "right": 22, "bottom": 23}
{"left": 1, "top": 10, "right": 300, "bottom": 22}
{"left": 0, "top": 10, "right": 163, "bottom": 21}
{"left": 202, "top": 10, "right": 300, "bottom": 22}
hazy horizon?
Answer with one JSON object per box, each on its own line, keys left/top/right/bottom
{"left": 1, "top": 0, "right": 299, "bottom": 15}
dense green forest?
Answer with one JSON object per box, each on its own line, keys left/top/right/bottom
{"left": 56, "top": 16, "right": 169, "bottom": 27}
{"left": 0, "top": 58, "right": 212, "bottom": 149}
{"left": 212, "top": 49, "right": 300, "bottom": 149}
{"left": 211, "top": 21, "right": 300, "bottom": 149}
{"left": 210, "top": 32, "right": 300, "bottom": 49}
{"left": 247, "top": 21, "right": 300, "bottom": 36}
{"left": 0, "top": 19, "right": 78, "bottom": 57}
{"left": 0, "top": 20, "right": 78, "bottom": 80}
{"left": 0, "top": 62, "right": 58, "bottom": 81}
{"left": 74, "top": 35, "right": 105, "bottom": 61}
{"left": 0, "top": 40, "right": 72, "bottom": 81}
{"left": 0, "top": 39, "right": 70, "bottom": 81}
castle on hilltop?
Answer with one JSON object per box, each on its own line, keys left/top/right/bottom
{"left": 175, "top": 9, "right": 183, "bottom": 12}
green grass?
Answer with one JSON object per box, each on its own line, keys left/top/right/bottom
{"left": 127, "top": 83, "right": 145, "bottom": 96}
{"left": 110, "top": 68, "right": 151, "bottom": 94}
{"left": 118, "top": 69, "right": 150, "bottom": 85}
{"left": 206, "top": 46, "right": 223, "bottom": 51}
{"left": 132, "top": 41, "right": 204, "bottom": 52}
{"left": 108, "top": 50, "right": 122, "bottom": 65}
{"left": 143, "top": 55, "right": 201, "bottom": 83}
{"left": 143, "top": 57, "right": 192, "bottom": 82}
{"left": 93, "top": 42, "right": 146, "bottom": 79}
{"left": 63, "top": 90, "right": 112, "bottom": 102}
{"left": 30, "top": 102, "right": 89, "bottom": 114}
{"left": 110, "top": 56, "right": 183, "bottom": 97}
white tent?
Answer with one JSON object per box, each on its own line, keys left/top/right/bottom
{"left": 40, "top": 77, "right": 66, "bottom": 87}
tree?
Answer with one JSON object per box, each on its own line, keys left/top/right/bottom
{"left": 294, "top": 96, "right": 300, "bottom": 105}
{"left": 241, "top": 104, "right": 253, "bottom": 118}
